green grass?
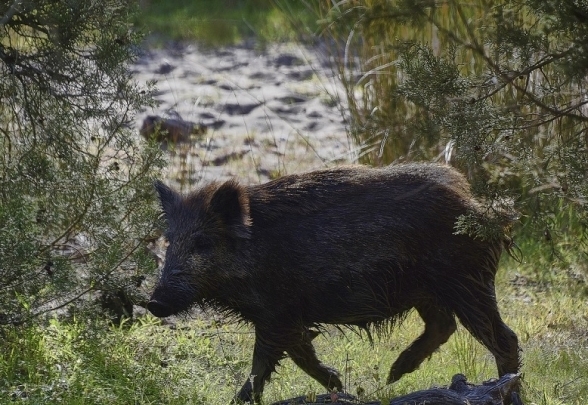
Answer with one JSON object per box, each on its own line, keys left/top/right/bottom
{"left": 2, "top": 237, "right": 587, "bottom": 404}
{"left": 136, "top": 0, "right": 318, "bottom": 46}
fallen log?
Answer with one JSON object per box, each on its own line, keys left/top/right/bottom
{"left": 270, "top": 373, "right": 522, "bottom": 405}
{"left": 389, "top": 373, "right": 522, "bottom": 405}
{"left": 139, "top": 115, "right": 206, "bottom": 144}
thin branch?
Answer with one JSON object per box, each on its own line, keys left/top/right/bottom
{"left": 0, "top": 0, "right": 22, "bottom": 26}
{"left": 422, "top": 5, "right": 588, "bottom": 122}
{"left": 475, "top": 53, "right": 571, "bottom": 102}
{"left": 22, "top": 237, "right": 148, "bottom": 323}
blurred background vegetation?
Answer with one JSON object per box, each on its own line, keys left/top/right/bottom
{"left": 137, "top": 0, "right": 319, "bottom": 46}
{"left": 312, "top": 0, "right": 588, "bottom": 260}
{"left": 1, "top": 0, "right": 587, "bottom": 404}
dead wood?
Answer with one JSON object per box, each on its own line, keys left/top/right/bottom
{"left": 139, "top": 115, "right": 206, "bottom": 144}
{"left": 270, "top": 373, "right": 522, "bottom": 405}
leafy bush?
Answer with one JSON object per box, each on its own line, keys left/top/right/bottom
{"left": 0, "top": 0, "right": 165, "bottom": 325}
{"left": 312, "top": 0, "right": 587, "bottom": 267}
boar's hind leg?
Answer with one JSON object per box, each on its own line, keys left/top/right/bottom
{"left": 451, "top": 289, "right": 520, "bottom": 377}
{"left": 286, "top": 329, "right": 343, "bottom": 392}
{"left": 388, "top": 305, "right": 457, "bottom": 383}
{"left": 235, "top": 329, "right": 286, "bottom": 403}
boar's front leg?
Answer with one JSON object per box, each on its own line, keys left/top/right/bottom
{"left": 286, "top": 328, "right": 342, "bottom": 392}
{"left": 235, "top": 328, "right": 286, "bottom": 403}
{"left": 235, "top": 327, "right": 343, "bottom": 403}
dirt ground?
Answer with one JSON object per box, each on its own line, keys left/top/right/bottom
{"left": 132, "top": 41, "right": 354, "bottom": 190}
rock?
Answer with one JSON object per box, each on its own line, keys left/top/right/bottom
{"left": 222, "top": 102, "right": 262, "bottom": 116}
{"left": 156, "top": 60, "right": 175, "bottom": 74}
{"left": 140, "top": 115, "right": 206, "bottom": 144}
{"left": 274, "top": 53, "right": 303, "bottom": 67}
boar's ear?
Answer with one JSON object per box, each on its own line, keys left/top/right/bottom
{"left": 154, "top": 180, "right": 180, "bottom": 217}
{"left": 209, "top": 180, "right": 251, "bottom": 239}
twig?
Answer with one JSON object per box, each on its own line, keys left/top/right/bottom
{"left": 0, "top": 0, "right": 22, "bottom": 26}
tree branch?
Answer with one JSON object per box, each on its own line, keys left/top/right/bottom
{"left": 0, "top": 0, "right": 22, "bottom": 26}
{"left": 422, "top": 4, "right": 588, "bottom": 122}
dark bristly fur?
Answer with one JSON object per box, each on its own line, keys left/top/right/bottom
{"left": 148, "top": 163, "right": 520, "bottom": 403}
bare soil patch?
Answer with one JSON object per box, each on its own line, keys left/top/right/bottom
{"left": 132, "top": 42, "right": 354, "bottom": 189}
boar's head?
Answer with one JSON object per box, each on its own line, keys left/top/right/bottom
{"left": 147, "top": 180, "right": 251, "bottom": 318}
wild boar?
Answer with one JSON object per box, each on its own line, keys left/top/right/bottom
{"left": 148, "top": 163, "right": 520, "bottom": 403}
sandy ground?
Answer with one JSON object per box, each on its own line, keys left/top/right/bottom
{"left": 132, "top": 42, "right": 355, "bottom": 190}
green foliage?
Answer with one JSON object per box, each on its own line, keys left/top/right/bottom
{"left": 0, "top": 0, "right": 166, "bottom": 324}
{"left": 1, "top": 316, "right": 248, "bottom": 404}
{"left": 508, "top": 201, "right": 588, "bottom": 285}
{"left": 137, "top": 0, "right": 317, "bottom": 46}
{"left": 312, "top": 0, "right": 588, "bottom": 264}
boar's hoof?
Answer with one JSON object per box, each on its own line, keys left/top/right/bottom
{"left": 147, "top": 300, "right": 173, "bottom": 318}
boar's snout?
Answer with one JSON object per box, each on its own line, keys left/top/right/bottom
{"left": 147, "top": 299, "right": 174, "bottom": 318}
{"left": 148, "top": 274, "right": 197, "bottom": 317}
